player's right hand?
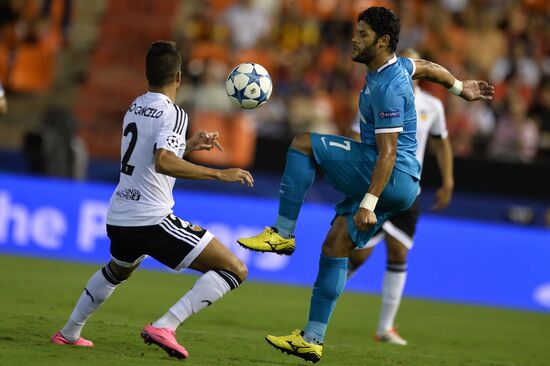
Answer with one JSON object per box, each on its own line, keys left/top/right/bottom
{"left": 353, "top": 207, "right": 377, "bottom": 231}
{"left": 218, "top": 168, "right": 254, "bottom": 187}
{"left": 460, "top": 80, "right": 495, "bottom": 101}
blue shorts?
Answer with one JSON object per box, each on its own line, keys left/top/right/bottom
{"left": 310, "top": 133, "right": 419, "bottom": 248}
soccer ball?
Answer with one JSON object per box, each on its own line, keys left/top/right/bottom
{"left": 226, "top": 62, "right": 272, "bottom": 109}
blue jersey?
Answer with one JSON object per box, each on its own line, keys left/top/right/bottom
{"left": 357, "top": 55, "right": 421, "bottom": 179}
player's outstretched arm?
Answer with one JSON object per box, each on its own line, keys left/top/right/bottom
{"left": 155, "top": 148, "right": 254, "bottom": 186}
{"left": 411, "top": 59, "right": 495, "bottom": 101}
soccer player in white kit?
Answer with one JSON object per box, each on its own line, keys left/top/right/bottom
{"left": 348, "top": 48, "right": 454, "bottom": 346}
{"left": 51, "top": 41, "right": 254, "bottom": 360}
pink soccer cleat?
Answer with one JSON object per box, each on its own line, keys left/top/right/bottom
{"left": 50, "top": 331, "right": 93, "bottom": 347}
{"left": 141, "top": 323, "right": 189, "bottom": 360}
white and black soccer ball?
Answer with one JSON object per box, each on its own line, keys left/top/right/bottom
{"left": 226, "top": 62, "right": 273, "bottom": 109}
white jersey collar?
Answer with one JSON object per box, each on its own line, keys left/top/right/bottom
{"left": 377, "top": 54, "right": 397, "bottom": 73}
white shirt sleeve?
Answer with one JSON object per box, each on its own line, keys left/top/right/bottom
{"left": 429, "top": 98, "right": 448, "bottom": 139}
{"left": 156, "top": 105, "right": 187, "bottom": 155}
{"left": 407, "top": 57, "right": 416, "bottom": 78}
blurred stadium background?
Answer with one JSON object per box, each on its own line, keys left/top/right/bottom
{"left": 0, "top": 0, "right": 549, "bottom": 364}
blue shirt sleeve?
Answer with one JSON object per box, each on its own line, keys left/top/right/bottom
{"left": 372, "top": 84, "right": 405, "bottom": 133}
{"left": 399, "top": 57, "right": 416, "bottom": 78}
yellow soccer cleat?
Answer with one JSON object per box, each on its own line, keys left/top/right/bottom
{"left": 265, "top": 329, "right": 322, "bottom": 363}
{"left": 237, "top": 227, "right": 295, "bottom": 255}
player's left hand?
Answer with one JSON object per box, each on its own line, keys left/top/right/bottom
{"left": 431, "top": 185, "right": 453, "bottom": 210}
{"left": 460, "top": 80, "right": 495, "bottom": 101}
{"left": 188, "top": 130, "right": 224, "bottom": 152}
{"left": 354, "top": 207, "right": 377, "bottom": 231}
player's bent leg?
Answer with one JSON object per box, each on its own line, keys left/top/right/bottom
{"left": 52, "top": 261, "right": 135, "bottom": 347}
{"left": 189, "top": 236, "right": 247, "bottom": 281}
{"left": 376, "top": 234, "right": 409, "bottom": 346}
{"left": 239, "top": 133, "right": 316, "bottom": 254}
{"left": 347, "top": 236, "right": 378, "bottom": 278}
{"left": 146, "top": 238, "right": 245, "bottom": 359}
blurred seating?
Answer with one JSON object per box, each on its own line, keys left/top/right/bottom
{"left": 74, "top": 0, "right": 181, "bottom": 159}
{"left": 0, "top": 0, "right": 69, "bottom": 93}
{"left": 187, "top": 111, "right": 256, "bottom": 168}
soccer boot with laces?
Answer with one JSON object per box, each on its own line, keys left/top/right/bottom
{"left": 141, "top": 323, "right": 189, "bottom": 359}
{"left": 265, "top": 329, "right": 322, "bottom": 363}
{"left": 374, "top": 328, "right": 408, "bottom": 345}
{"left": 237, "top": 227, "right": 295, "bottom": 255}
{"left": 50, "top": 331, "right": 93, "bottom": 347}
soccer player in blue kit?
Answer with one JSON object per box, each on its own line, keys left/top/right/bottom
{"left": 238, "top": 6, "right": 494, "bottom": 363}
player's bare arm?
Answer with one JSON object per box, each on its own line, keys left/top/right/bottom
{"left": 429, "top": 136, "right": 454, "bottom": 210}
{"left": 411, "top": 59, "right": 495, "bottom": 101}
{"left": 155, "top": 148, "right": 253, "bottom": 186}
{"left": 354, "top": 132, "right": 398, "bottom": 231}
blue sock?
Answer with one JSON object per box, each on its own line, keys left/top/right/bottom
{"left": 303, "top": 255, "right": 348, "bottom": 344}
{"left": 274, "top": 148, "right": 315, "bottom": 237}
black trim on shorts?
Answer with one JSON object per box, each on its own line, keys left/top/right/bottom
{"left": 107, "top": 215, "right": 207, "bottom": 270}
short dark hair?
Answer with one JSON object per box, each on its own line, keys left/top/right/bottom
{"left": 145, "top": 41, "right": 182, "bottom": 87}
{"left": 357, "top": 7, "right": 400, "bottom": 52}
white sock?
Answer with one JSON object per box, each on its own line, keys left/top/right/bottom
{"left": 377, "top": 266, "right": 407, "bottom": 334}
{"left": 60, "top": 266, "right": 121, "bottom": 341}
{"left": 153, "top": 270, "right": 241, "bottom": 330}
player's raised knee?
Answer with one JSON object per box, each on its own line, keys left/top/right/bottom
{"left": 229, "top": 257, "right": 248, "bottom": 283}
{"left": 221, "top": 256, "right": 247, "bottom": 283}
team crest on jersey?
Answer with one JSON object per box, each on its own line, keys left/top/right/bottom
{"left": 379, "top": 111, "right": 400, "bottom": 119}
{"left": 420, "top": 111, "right": 428, "bottom": 121}
{"left": 166, "top": 135, "right": 179, "bottom": 149}
{"left": 188, "top": 224, "right": 203, "bottom": 232}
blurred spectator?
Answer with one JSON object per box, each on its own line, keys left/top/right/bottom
{"left": 221, "top": 0, "right": 273, "bottom": 50}
{"left": 489, "top": 97, "right": 539, "bottom": 163}
{"left": 0, "top": 81, "right": 7, "bottom": 115}
{"left": 531, "top": 77, "right": 550, "bottom": 152}
{"left": 445, "top": 97, "right": 476, "bottom": 157}
{"left": 490, "top": 40, "right": 540, "bottom": 89}
{"left": 185, "top": 60, "right": 234, "bottom": 115}
{"left": 22, "top": 107, "right": 88, "bottom": 179}
{"left": 464, "top": 8, "right": 506, "bottom": 77}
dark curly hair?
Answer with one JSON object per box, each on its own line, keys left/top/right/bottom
{"left": 357, "top": 7, "right": 400, "bottom": 52}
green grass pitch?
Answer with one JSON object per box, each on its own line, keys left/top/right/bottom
{"left": 0, "top": 255, "right": 548, "bottom": 366}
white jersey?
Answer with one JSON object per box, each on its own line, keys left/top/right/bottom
{"left": 107, "top": 91, "right": 188, "bottom": 226}
{"left": 352, "top": 86, "right": 448, "bottom": 168}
